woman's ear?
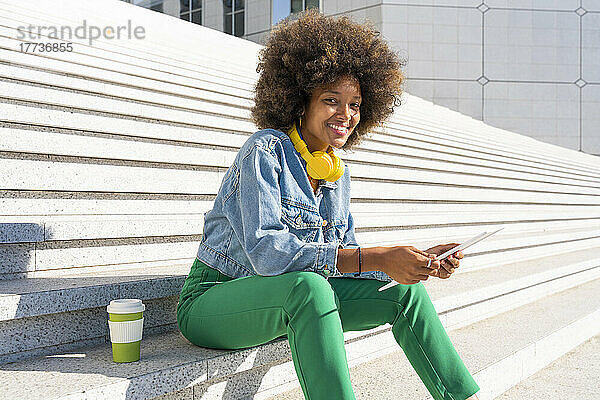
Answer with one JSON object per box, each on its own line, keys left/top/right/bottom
{"left": 299, "top": 108, "right": 305, "bottom": 128}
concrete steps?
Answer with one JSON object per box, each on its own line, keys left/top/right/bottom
{"left": 495, "top": 334, "right": 600, "bottom": 400}
{"left": 1, "top": 249, "right": 598, "bottom": 399}
{"left": 266, "top": 277, "right": 600, "bottom": 400}
{"left": 1, "top": 1, "right": 599, "bottom": 399}
{"left": 0, "top": 263, "right": 191, "bottom": 364}
{"left": 2, "top": 245, "right": 598, "bottom": 364}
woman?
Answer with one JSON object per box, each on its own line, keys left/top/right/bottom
{"left": 177, "top": 9, "right": 480, "bottom": 400}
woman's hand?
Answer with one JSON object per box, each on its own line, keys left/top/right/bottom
{"left": 379, "top": 246, "right": 441, "bottom": 285}
{"left": 424, "top": 243, "right": 464, "bottom": 279}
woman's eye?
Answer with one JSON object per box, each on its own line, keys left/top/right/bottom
{"left": 325, "top": 98, "right": 337, "bottom": 104}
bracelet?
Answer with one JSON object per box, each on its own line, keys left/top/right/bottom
{"left": 354, "top": 247, "right": 362, "bottom": 277}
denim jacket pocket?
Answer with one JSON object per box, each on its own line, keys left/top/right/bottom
{"left": 281, "top": 200, "right": 322, "bottom": 242}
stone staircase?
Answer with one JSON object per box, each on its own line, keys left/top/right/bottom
{"left": 270, "top": 278, "right": 600, "bottom": 399}
{"left": 495, "top": 334, "right": 600, "bottom": 400}
{"left": 1, "top": 0, "right": 599, "bottom": 399}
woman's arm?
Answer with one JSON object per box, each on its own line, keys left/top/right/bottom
{"left": 337, "top": 246, "right": 442, "bottom": 284}
{"left": 337, "top": 209, "right": 441, "bottom": 283}
{"left": 336, "top": 247, "right": 382, "bottom": 274}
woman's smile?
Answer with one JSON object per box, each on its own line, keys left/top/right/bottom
{"left": 327, "top": 123, "right": 350, "bottom": 137}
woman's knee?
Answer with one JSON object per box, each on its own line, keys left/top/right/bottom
{"left": 287, "top": 271, "right": 332, "bottom": 291}
{"left": 407, "top": 281, "right": 429, "bottom": 298}
{"left": 385, "top": 281, "right": 431, "bottom": 310}
{"left": 283, "top": 271, "right": 339, "bottom": 312}
{"left": 391, "top": 282, "right": 437, "bottom": 325}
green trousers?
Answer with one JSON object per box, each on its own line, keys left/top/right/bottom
{"left": 177, "top": 259, "right": 479, "bottom": 400}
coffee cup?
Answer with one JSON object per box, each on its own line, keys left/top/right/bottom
{"left": 107, "top": 299, "right": 145, "bottom": 363}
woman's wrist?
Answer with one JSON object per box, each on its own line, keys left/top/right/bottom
{"left": 364, "top": 246, "right": 385, "bottom": 273}
{"left": 336, "top": 246, "right": 384, "bottom": 274}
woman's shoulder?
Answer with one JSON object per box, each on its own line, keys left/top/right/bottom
{"left": 250, "top": 128, "right": 289, "bottom": 146}
{"left": 240, "top": 128, "right": 291, "bottom": 155}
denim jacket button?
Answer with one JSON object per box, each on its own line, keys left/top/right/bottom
{"left": 322, "top": 220, "right": 328, "bottom": 227}
{"left": 295, "top": 215, "right": 302, "bottom": 225}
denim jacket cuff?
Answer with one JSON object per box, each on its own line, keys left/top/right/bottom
{"left": 333, "top": 243, "right": 358, "bottom": 278}
{"left": 314, "top": 240, "right": 342, "bottom": 279}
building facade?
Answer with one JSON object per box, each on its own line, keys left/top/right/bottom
{"left": 122, "top": 0, "right": 600, "bottom": 156}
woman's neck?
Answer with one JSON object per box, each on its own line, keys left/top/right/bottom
{"left": 298, "top": 125, "right": 329, "bottom": 153}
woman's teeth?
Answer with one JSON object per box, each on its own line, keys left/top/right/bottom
{"left": 328, "top": 124, "right": 348, "bottom": 134}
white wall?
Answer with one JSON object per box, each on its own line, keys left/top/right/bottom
{"left": 373, "top": 1, "right": 599, "bottom": 156}
{"left": 203, "top": 0, "right": 224, "bottom": 31}
{"left": 245, "top": 0, "right": 271, "bottom": 44}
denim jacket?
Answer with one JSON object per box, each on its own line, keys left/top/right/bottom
{"left": 196, "top": 128, "right": 392, "bottom": 282}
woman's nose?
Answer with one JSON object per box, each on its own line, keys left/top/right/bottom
{"left": 337, "top": 103, "right": 352, "bottom": 118}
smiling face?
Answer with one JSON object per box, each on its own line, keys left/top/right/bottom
{"left": 300, "top": 75, "right": 361, "bottom": 153}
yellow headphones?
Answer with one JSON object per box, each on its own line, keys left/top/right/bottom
{"left": 286, "top": 120, "right": 345, "bottom": 182}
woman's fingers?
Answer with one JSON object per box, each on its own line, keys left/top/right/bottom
{"left": 438, "top": 271, "right": 452, "bottom": 279}
{"left": 408, "top": 245, "right": 461, "bottom": 280}
{"left": 410, "top": 247, "right": 432, "bottom": 258}
{"left": 440, "top": 259, "right": 456, "bottom": 274}
{"left": 407, "top": 247, "right": 447, "bottom": 280}
{"left": 420, "top": 261, "right": 440, "bottom": 277}
{"left": 427, "top": 263, "right": 441, "bottom": 277}
{"left": 449, "top": 255, "right": 460, "bottom": 267}
{"left": 409, "top": 248, "right": 438, "bottom": 270}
